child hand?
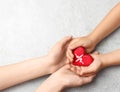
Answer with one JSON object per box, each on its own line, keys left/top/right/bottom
{"left": 80, "top": 52, "right": 104, "bottom": 76}
{"left": 47, "top": 36, "right": 72, "bottom": 73}
{"left": 66, "top": 36, "right": 96, "bottom": 62}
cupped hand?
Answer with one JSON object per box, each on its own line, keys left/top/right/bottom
{"left": 80, "top": 52, "right": 104, "bottom": 76}
{"left": 51, "top": 64, "right": 95, "bottom": 88}
{"left": 47, "top": 36, "right": 72, "bottom": 73}
{"left": 66, "top": 36, "right": 96, "bottom": 62}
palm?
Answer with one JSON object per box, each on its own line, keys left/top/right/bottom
{"left": 80, "top": 52, "right": 103, "bottom": 76}
{"left": 62, "top": 69, "right": 83, "bottom": 87}
{"left": 57, "top": 65, "right": 94, "bottom": 87}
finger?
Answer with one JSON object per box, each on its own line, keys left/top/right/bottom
{"left": 69, "top": 42, "right": 83, "bottom": 50}
{"left": 58, "top": 36, "right": 72, "bottom": 48}
{"left": 66, "top": 52, "right": 72, "bottom": 62}
{"left": 70, "top": 63, "right": 75, "bottom": 67}
{"left": 67, "top": 49, "right": 74, "bottom": 62}
{"left": 66, "top": 58, "right": 70, "bottom": 64}
{"left": 86, "top": 48, "right": 92, "bottom": 53}
{"left": 93, "top": 51, "right": 100, "bottom": 55}
{"left": 68, "top": 38, "right": 76, "bottom": 46}
{"left": 80, "top": 66, "right": 94, "bottom": 76}
{"left": 70, "top": 65, "right": 77, "bottom": 73}
{"left": 82, "top": 74, "right": 96, "bottom": 84}
{"left": 66, "top": 50, "right": 73, "bottom": 62}
{"left": 75, "top": 66, "right": 81, "bottom": 75}
{"left": 81, "top": 72, "right": 95, "bottom": 77}
{"left": 68, "top": 49, "right": 74, "bottom": 58}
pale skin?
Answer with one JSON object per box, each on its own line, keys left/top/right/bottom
{"left": 36, "top": 64, "right": 95, "bottom": 92}
{"left": 67, "top": 2, "right": 120, "bottom": 76}
{"left": 0, "top": 36, "right": 73, "bottom": 90}
{"left": 0, "top": 36, "right": 94, "bottom": 91}
{"left": 81, "top": 50, "right": 120, "bottom": 76}
{"left": 1, "top": 2, "right": 120, "bottom": 92}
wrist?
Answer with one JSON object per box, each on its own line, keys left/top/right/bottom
{"left": 46, "top": 54, "right": 64, "bottom": 74}
{"left": 100, "top": 54, "right": 110, "bottom": 68}
{"left": 87, "top": 34, "right": 97, "bottom": 47}
{"left": 88, "top": 32, "right": 100, "bottom": 46}
{"left": 45, "top": 54, "right": 56, "bottom": 74}
{"left": 36, "top": 75, "right": 65, "bottom": 92}
{"left": 49, "top": 78, "right": 65, "bottom": 92}
{"left": 43, "top": 55, "right": 54, "bottom": 74}
{"left": 34, "top": 55, "right": 52, "bottom": 75}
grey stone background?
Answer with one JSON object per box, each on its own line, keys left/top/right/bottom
{"left": 0, "top": 0, "right": 120, "bottom": 92}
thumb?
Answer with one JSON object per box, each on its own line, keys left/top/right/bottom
{"left": 69, "top": 41, "right": 84, "bottom": 50}
{"left": 58, "top": 36, "right": 72, "bottom": 48}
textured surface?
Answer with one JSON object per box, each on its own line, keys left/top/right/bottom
{"left": 0, "top": 0, "right": 120, "bottom": 92}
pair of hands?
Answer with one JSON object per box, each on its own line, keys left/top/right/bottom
{"left": 38, "top": 3, "right": 120, "bottom": 90}
{"left": 46, "top": 36, "right": 97, "bottom": 88}
{"left": 67, "top": 36, "right": 105, "bottom": 76}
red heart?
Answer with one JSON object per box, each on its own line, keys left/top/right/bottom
{"left": 72, "top": 46, "right": 93, "bottom": 66}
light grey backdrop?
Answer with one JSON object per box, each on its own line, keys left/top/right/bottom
{"left": 0, "top": 0, "right": 120, "bottom": 92}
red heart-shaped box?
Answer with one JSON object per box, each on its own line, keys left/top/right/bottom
{"left": 72, "top": 46, "right": 94, "bottom": 66}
